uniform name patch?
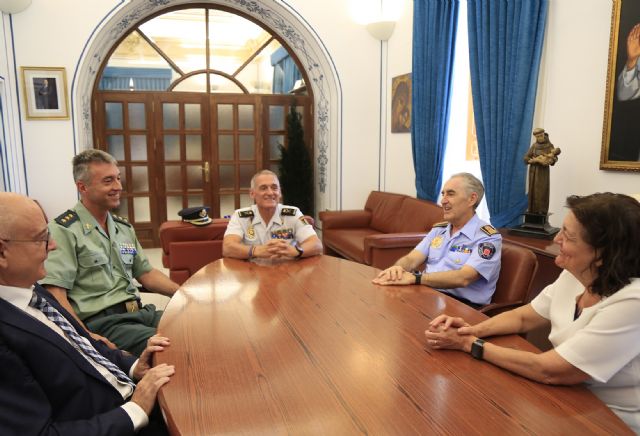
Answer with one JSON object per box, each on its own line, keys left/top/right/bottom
{"left": 478, "top": 242, "right": 496, "bottom": 259}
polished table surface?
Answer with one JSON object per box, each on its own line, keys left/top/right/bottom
{"left": 156, "top": 255, "right": 630, "bottom": 435}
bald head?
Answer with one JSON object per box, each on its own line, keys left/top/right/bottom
{"left": 0, "top": 193, "right": 42, "bottom": 240}
{"left": 0, "top": 192, "right": 51, "bottom": 287}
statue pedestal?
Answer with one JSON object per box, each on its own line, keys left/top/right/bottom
{"left": 509, "top": 213, "right": 559, "bottom": 240}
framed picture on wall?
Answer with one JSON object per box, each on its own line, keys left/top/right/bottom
{"left": 601, "top": 0, "right": 640, "bottom": 171}
{"left": 391, "top": 73, "right": 411, "bottom": 133}
{"left": 20, "top": 67, "right": 69, "bottom": 120}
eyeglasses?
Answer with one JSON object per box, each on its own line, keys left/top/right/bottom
{"left": 1, "top": 230, "right": 51, "bottom": 251}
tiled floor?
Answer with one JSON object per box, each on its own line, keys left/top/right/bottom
{"left": 140, "top": 247, "right": 171, "bottom": 310}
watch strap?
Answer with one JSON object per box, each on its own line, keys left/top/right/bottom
{"left": 413, "top": 271, "right": 422, "bottom": 285}
{"left": 294, "top": 242, "right": 304, "bottom": 258}
{"left": 471, "top": 338, "right": 485, "bottom": 360}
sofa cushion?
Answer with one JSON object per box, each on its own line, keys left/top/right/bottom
{"left": 396, "top": 197, "right": 443, "bottom": 233}
{"left": 365, "top": 191, "right": 407, "bottom": 233}
{"left": 323, "top": 228, "right": 382, "bottom": 263}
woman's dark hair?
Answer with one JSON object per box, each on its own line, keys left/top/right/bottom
{"left": 566, "top": 193, "right": 640, "bottom": 297}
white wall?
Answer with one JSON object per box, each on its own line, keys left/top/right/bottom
{"left": 3, "top": 0, "right": 639, "bottom": 224}
{"left": 7, "top": 0, "right": 117, "bottom": 216}
{"left": 535, "top": 0, "right": 640, "bottom": 227}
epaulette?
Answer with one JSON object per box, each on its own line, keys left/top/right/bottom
{"left": 480, "top": 224, "right": 498, "bottom": 236}
{"left": 54, "top": 210, "right": 79, "bottom": 228}
{"left": 238, "top": 209, "right": 254, "bottom": 218}
{"left": 112, "top": 214, "right": 132, "bottom": 227}
{"left": 281, "top": 207, "right": 297, "bottom": 216}
{"left": 432, "top": 221, "right": 449, "bottom": 228}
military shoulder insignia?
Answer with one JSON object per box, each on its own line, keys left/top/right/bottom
{"left": 299, "top": 216, "right": 310, "bottom": 226}
{"left": 281, "top": 207, "right": 297, "bottom": 216}
{"left": 112, "top": 214, "right": 132, "bottom": 227}
{"left": 238, "top": 209, "right": 255, "bottom": 218}
{"left": 432, "top": 221, "right": 449, "bottom": 228}
{"left": 54, "top": 210, "right": 79, "bottom": 227}
{"left": 480, "top": 225, "right": 498, "bottom": 236}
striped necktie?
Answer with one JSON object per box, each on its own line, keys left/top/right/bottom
{"left": 29, "top": 292, "right": 136, "bottom": 390}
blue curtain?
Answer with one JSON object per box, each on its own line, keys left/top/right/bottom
{"left": 271, "top": 47, "right": 302, "bottom": 94}
{"left": 468, "top": 0, "right": 548, "bottom": 227}
{"left": 412, "top": 0, "right": 459, "bottom": 202}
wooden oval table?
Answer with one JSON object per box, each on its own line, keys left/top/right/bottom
{"left": 156, "top": 256, "right": 630, "bottom": 435}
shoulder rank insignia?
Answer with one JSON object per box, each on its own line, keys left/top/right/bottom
{"left": 238, "top": 209, "right": 254, "bottom": 218}
{"left": 112, "top": 214, "right": 132, "bottom": 227}
{"left": 54, "top": 210, "right": 79, "bottom": 228}
{"left": 432, "top": 221, "right": 449, "bottom": 228}
{"left": 281, "top": 207, "right": 297, "bottom": 216}
{"left": 299, "top": 216, "right": 310, "bottom": 226}
{"left": 480, "top": 224, "right": 498, "bottom": 236}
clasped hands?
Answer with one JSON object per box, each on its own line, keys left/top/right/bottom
{"left": 424, "top": 315, "right": 478, "bottom": 353}
{"left": 252, "top": 239, "right": 298, "bottom": 259}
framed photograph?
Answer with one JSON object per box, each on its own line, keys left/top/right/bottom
{"left": 391, "top": 73, "right": 411, "bottom": 133}
{"left": 20, "top": 67, "right": 69, "bottom": 120}
{"left": 601, "top": 0, "right": 640, "bottom": 171}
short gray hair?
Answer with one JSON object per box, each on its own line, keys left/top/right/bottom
{"left": 450, "top": 172, "right": 484, "bottom": 209}
{"left": 72, "top": 149, "right": 117, "bottom": 184}
{"left": 250, "top": 169, "right": 279, "bottom": 190}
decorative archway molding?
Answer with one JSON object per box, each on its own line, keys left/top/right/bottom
{"left": 72, "top": 0, "right": 342, "bottom": 212}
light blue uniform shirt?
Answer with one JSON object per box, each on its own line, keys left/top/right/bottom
{"left": 415, "top": 214, "right": 502, "bottom": 305}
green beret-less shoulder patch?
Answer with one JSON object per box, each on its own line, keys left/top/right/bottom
{"left": 432, "top": 221, "right": 449, "bottom": 228}
{"left": 480, "top": 224, "right": 498, "bottom": 236}
{"left": 54, "top": 210, "right": 79, "bottom": 228}
{"left": 281, "top": 207, "right": 296, "bottom": 216}
{"left": 238, "top": 210, "right": 254, "bottom": 218}
{"left": 112, "top": 214, "right": 132, "bottom": 227}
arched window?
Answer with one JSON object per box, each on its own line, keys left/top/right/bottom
{"left": 92, "top": 6, "right": 312, "bottom": 246}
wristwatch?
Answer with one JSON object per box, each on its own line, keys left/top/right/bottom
{"left": 413, "top": 271, "right": 422, "bottom": 285}
{"left": 471, "top": 338, "right": 485, "bottom": 360}
{"left": 293, "top": 242, "right": 304, "bottom": 258}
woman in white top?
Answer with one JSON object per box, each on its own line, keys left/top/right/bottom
{"left": 425, "top": 193, "right": 640, "bottom": 432}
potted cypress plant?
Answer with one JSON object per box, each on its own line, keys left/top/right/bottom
{"left": 278, "top": 105, "right": 314, "bottom": 216}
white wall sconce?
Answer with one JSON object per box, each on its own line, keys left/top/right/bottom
{"left": 366, "top": 20, "right": 396, "bottom": 41}
{"left": 0, "top": 0, "right": 32, "bottom": 14}
{"left": 349, "top": 0, "right": 403, "bottom": 41}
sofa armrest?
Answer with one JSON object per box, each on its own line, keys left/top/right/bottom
{"left": 364, "top": 232, "right": 428, "bottom": 249}
{"left": 479, "top": 301, "right": 525, "bottom": 317}
{"left": 168, "top": 240, "right": 223, "bottom": 272}
{"left": 319, "top": 210, "right": 372, "bottom": 229}
{"left": 363, "top": 232, "right": 428, "bottom": 269}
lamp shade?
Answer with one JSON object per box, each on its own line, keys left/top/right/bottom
{"left": 0, "top": 0, "right": 32, "bottom": 14}
{"left": 366, "top": 21, "right": 396, "bottom": 41}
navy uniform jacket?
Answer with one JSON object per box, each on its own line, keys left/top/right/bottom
{"left": 0, "top": 284, "right": 137, "bottom": 436}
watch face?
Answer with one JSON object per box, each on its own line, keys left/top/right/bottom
{"left": 471, "top": 339, "right": 485, "bottom": 360}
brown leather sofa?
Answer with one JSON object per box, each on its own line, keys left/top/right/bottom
{"left": 319, "top": 191, "right": 443, "bottom": 269}
{"left": 159, "top": 219, "right": 229, "bottom": 284}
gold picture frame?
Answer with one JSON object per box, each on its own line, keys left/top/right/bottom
{"left": 601, "top": 0, "right": 640, "bottom": 171}
{"left": 21, "top": 67, "right": 69, "bottom": 120}
{"left": 391, "top": 73, "right": 411, "bottom": 133}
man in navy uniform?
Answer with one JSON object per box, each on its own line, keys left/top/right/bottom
{"left": 223, "top": 170, "right": 322, "bottom": 260}
{"left": 0, "top": 192, "right": 174, "bottom": 435}
{"left": 372, "top": 173, "right": 502, "bottom": 308}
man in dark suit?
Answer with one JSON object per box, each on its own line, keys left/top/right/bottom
{"left": 0, "top": 192, "right": 175, "bottom": 435}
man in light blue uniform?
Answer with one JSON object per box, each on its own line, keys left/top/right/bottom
{"left": 373, "top": 173, "right": 501, "bottom": 307}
